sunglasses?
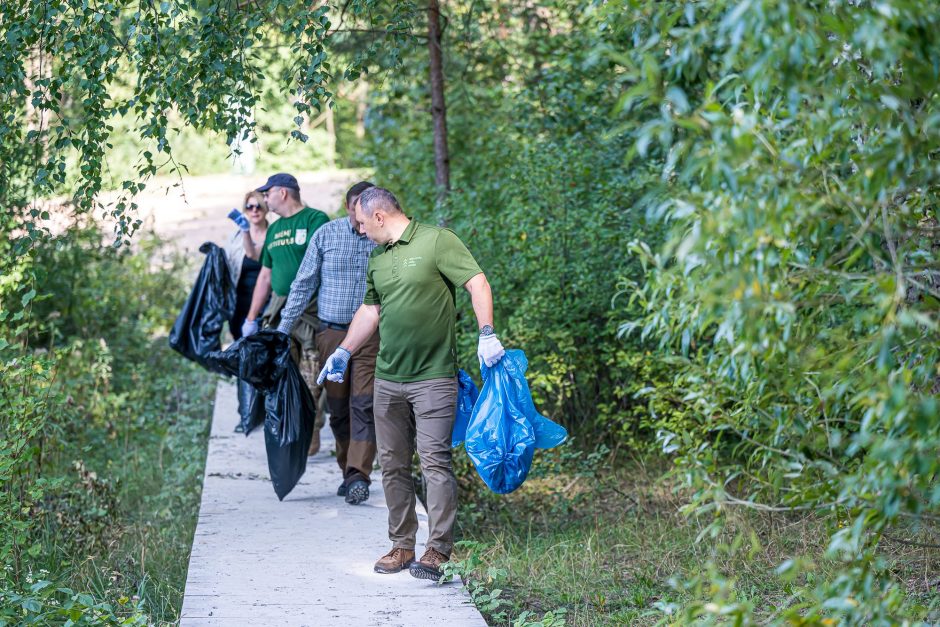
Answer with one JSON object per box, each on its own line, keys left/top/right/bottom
{"left": 245, "top": 204, "right": 263, "bottom": 211}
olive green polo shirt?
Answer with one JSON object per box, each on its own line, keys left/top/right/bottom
{"left": 364, "top": 219, "right": 483, "bottom": 383}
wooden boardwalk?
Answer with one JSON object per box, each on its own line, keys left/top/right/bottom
{"left": 180, "top": 381, "right": 486, "bottom": 626}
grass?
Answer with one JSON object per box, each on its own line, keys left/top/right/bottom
{"left": 452, "top": 448, "right": 940, "bottom": 626}
{"left": 30, "top": 343, "right": 216, "bottom": 625}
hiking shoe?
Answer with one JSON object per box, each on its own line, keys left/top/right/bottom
{"left": 345, "top": 479, "right": 369, "bottom": 505}
{"left": 336, "top": 481, "right": 347, "bottom": 497}
{"left": 409, "top": 548, "right": 450, "bottom": 581}
{"left": 374, "top": 547, "right": 415, "bottom": 574}
{"left": 307, "top": 428, "right": 321, "bottom": 456}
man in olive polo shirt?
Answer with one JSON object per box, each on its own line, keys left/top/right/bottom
{"left": 242, "top": 172, "right": 330, "bottom": 452}
{"left": 317, "top": 187, "right": 506, "bottom": 581}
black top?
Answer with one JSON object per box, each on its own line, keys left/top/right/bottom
{"left": 238, "top": 255, "right": 262, "bottom": 293}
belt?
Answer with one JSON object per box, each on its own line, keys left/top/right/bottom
{"left": 319, "top": 321, "right": 350, "bottom": 332}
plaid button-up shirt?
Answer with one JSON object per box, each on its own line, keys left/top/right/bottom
{"left": 277, "top": 216, "right": 377, "bottom": 333}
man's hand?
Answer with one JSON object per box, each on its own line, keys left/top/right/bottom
{"left": 477, "top": 331, "right": 505, "bottom": 367}
{"left": 317, "top": 347, "right": 352, "bottom": 384}
{"left": 228, "top": 208, "right": 250, "bottom": 231}
{"left": 241, "top": 319, "right": 259, "bottom": 337}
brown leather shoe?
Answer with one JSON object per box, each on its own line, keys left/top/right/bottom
{"left": 409, "top": 548, "right": 450, "bottom": 581}
{"left": 374, "top": 547, "right": 415, "bottom": 574}
{"left": 307, "top": 427, "right": 320, "bottom": 457}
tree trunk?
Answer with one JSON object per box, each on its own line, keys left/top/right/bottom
{"left": 427, "top": 0, "right": 450, "bottom": 202}
{"left": 325, "top": 104, "right": 336, "bottom": 168}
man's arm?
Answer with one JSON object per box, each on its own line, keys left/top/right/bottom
{"left": 464, "top": 272, "right": 494, "bottom": 330}
{"left": 317, "top": 303, "right": 380, "bottom": 383}
{"left": 277, "top": 241, "right": 323, "bottom": 335}
{"left": 338, "top": 303, "right": 380, "bottom": 352}
{"left": 246, "top": 266, "right": 272, "bottom": 323}
{"left": 464, "top": 272, "right": 505, "bottom": 366}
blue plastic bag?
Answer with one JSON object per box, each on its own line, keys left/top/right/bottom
{"left": 451, "top": 369, "right": 480, "bottom": 447}
{"left": 464, "top": 349, "right": 567, "bottom": 494}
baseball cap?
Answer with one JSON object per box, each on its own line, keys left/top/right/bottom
{"left": 256, "top": 173, "right": 300, "bottom": 193}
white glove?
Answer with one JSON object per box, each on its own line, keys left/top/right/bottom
{"left": 317, "top": 347, "right": 352, "bottom": 384}
{"left": 477, "top": 332, "right": 505, "bottom": 367}
{"left": 241, "top": 319, "right": 259, "bottom": 337}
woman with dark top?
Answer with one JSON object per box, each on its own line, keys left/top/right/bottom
{"left": 225, "top": 191, "right": 270, "bottom": 339}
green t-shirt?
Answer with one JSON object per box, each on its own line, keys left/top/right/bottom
{"left": 260, "top": 207, "right": 329, "bottom": 296}
{"left": 364, "top": 219, "right": 483, "bottom": 383}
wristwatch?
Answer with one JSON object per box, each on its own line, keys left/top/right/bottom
{"left": 479, "top": 325, "right": 495, "bottom": 336}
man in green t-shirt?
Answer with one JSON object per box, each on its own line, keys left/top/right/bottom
{"left": 242, "top": 172, "right": 330, "bottom": 452}
{"left": 317, "top": 187, "right": 506, "bottom": 581}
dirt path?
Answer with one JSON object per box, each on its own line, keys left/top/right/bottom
{"left": 125, "top": 169, "right": 361, "bottom": 253}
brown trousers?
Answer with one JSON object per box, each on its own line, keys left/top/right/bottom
{"left": 288, "top": 340, "right": 326, "bottom": 433}
{"left": 373, "top": 376, "right": 458, "bottom": 555}
{"left": 316, "top": 326, "right": 380, "bottom": 484}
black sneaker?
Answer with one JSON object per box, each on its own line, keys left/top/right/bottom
{"left": 345, "top": 479, "right": 369, "bottom": 505}
{"left": 337, "top": 481, "right": 347, "bottom": 497}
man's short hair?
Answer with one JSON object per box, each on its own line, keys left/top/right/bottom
{"left": 346, "top": 181, "right": 375, "bottom": 208}
{"left": 358, "top": 186, "right": 402, "bottom": 216}
{"left": 286, "top": 187, "right": 301, "bottom": 202}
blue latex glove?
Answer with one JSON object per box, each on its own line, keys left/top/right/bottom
{"left": 227, "top": 208, "right": 250, "bottom": 232}
{"left": 241, "top": 319, "right": 259, "bottom": 337}
{"left": 317, "top": 347, "right": 351, "bottom": 384}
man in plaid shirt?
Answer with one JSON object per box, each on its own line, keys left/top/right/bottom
{"left": 278, "top": 181, "right": 379, "bottom": 505}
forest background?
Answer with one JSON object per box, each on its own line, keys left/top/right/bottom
{"left": 1, "top": 1, "right": 938, "bottom": 625}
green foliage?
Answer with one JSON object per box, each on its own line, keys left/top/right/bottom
{"left": 362, "top": 0, "right": 939, "bottom": 621}
{"left": 0, "top": 354, "right": 57, "bottom": 577}
{"left": 3, "top": 0, "right": 937, "bottom": 623}
{"left": 455, "top": 454, "right": 939, "bottom": 625}
{"left": 445, "top": 540, "right": 568, "bottom": 627}
{"left": 602, "top": 0, "right": 940, "bottom": 622}
{"left": 596, "top": 346, "right": 692, "bottom": 450}
{"left": 0, "top": 0, "right": 408, "bottom": 247}
{"left": 364, "top": 1, "right": 683, "bottom": 446}
{"left": 0, "top": 226, "right": 215, "bottom": 624}
{"left": 0, "top": 580, "right": 148, "bottom": 626}
{"left": 443, "top": 541, "right": 513, "bottom": 623}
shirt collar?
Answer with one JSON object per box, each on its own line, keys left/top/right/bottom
{"left": 396, "top": 218, "right": 417, "bottom": 244}
{"left": 346, "top": 216, "right": 360, "bottom": 235}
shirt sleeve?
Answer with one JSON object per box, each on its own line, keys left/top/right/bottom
{"left": 276, "top": 230, "right": 324, "bottom": 334}
{"left": 363, "top": 254, "right": 380, "bottom": 305}
{"left": 435, "top": 228, "right": 482, "bottom": 287}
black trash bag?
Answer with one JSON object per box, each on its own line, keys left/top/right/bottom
{"left": 264, "top": 358, "right": 314, "bottom": 500}
{"left": 169, "top": 242, "right": 235, "bottom": 374}
{"left": 206, "top": 329, "right": 311, "bottom": 499}
{"left": 236, "top": 378, "right": 266, "bottom": 436}
{"left": 205, "top": 330, "right": 291, "bottom": 393}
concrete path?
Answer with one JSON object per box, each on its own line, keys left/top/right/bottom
{"left": 180, "top": 381, "right": 486, "bottom": 627}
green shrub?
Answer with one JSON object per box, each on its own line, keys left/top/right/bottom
{"left": 607, "top": 1, "right": 940, "bottom": 622}
{"left": 363, "top": 4, "right": 691, "bottom": 448}
{"left": 0, "top": 226, "right": 214, "bottom": 624}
